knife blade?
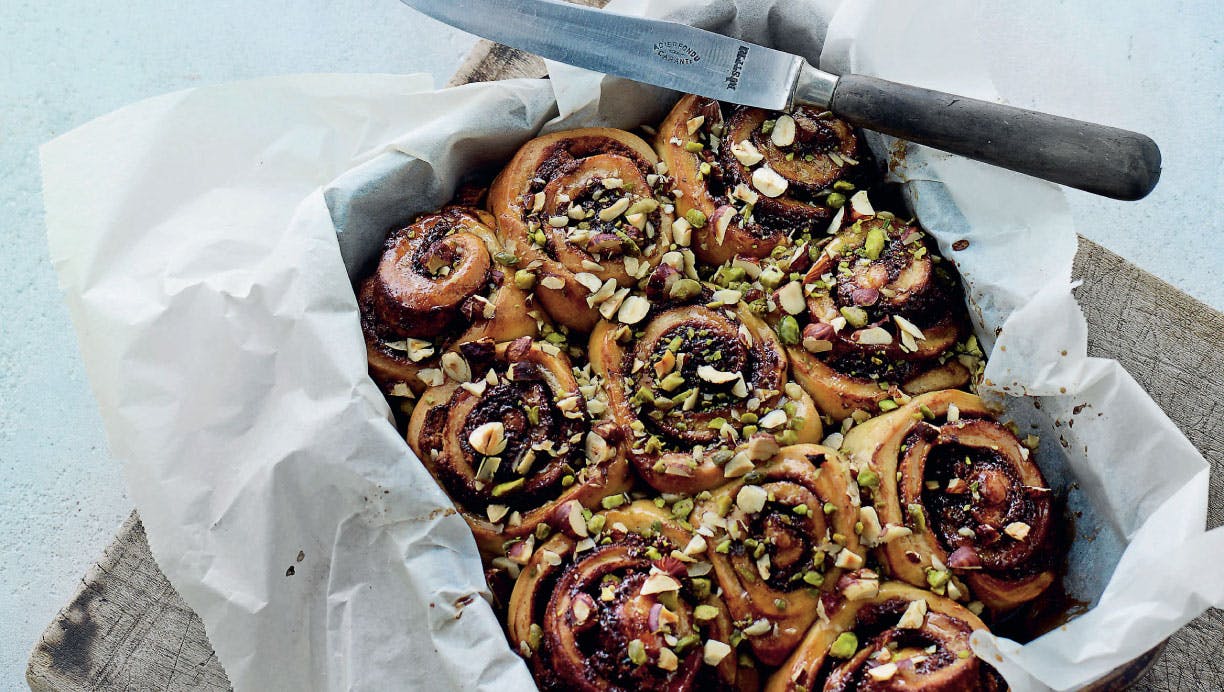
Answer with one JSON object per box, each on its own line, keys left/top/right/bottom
{"left": 401, "top": 0, "right": 1161, "bottom": 200}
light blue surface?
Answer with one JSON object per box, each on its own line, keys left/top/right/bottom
{"left": 0, "top": 0, "right": 1220, "bottom": 687}
{"left": 0, "top": 1, "right": 474, "bottom": 684}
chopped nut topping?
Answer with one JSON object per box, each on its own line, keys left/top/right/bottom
{"left": 703, "top": 639, "right": 732, "bottom": 666}
{"left": 849, "top": 190, "right": 875, "bottom": 217}
{"left": 777, "top": 281, "right": 806, "bottom": 315}
{"left": 751, "top": 166, "right": 789, "bottom": 198}
{"left": 736, "top": 485, "right": 769, "bottom": 514}
{"left": 867, "top": 662, "right": 898, "bottom": 682}
{"left": 770, "top": 114, "right": 797, "bottom": 147}
{"left": 640, "top": 572, "right": 682, "bottom": 595}
{"left": 599, "top": 196, "right": 631, "bottom": 221}
{"left": 697, "top": 364, "right": 739, "bottom": 384}
{"left": 617, "top": 295, "right": 650, "bottom": 325}
{"left": 468, "top": 422, "right": 507, "bottom": 456}
{"left": 1005, "top": 522, "right": 1032, "bottom": 541}
{"left": 896, "top": 598, "right": 928, "bottom": 629}
{"left": 440, "top": 352, "right": 470, "bottom": 382}
{"left": 742, "top": 618, "right": 772, "bottom": 637}
{"left": 731, "top": 139, "right": 764, "bottom": 166}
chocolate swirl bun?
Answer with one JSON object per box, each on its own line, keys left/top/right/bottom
{"left": 693, "top": 444, "right": 864, "bottom": 666}
{"left": 359, "top": 206, "right": 537, "bottom": 394}
{"left": 784, "top": 210, "right": 970, "bottom": 420}
{"left": 589, "top": 270, "right": 823, "bottom": 494}
{"left": 656, "top": 95, "right": 861, "bottom": 266}
{"left": 489, "top": 128, "right": 674, "bottom": 333}
{"left": 406, "top": 337, "right": 630, "bottom": 556}
{"left": 841, "top": 390, "right": 1057, "bottom": 612}
{"left": 508, "top": 501, "right": 758, "bottom": 692}
{"left": 767, "top": 582, "right": 1005, "bottom": 691}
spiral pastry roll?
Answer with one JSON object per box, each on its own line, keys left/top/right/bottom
{"left": 489, "top": 128, "right": 674, "bottom": 333}
{"left": 693, "top": 444, "right": 864, "bottom": 666}
{"left": 656, "top": 95, "right": 861, "bottom": 266}
{"left": 841, "top": 390, "right": 1057, "bottom": 612}
{"left": 780, "top": 208, "right": 971, "bottom": 420}
{"left": 508, "top": 501, "right": 757, "bottom": 691}
{"left": 359, "top": 206, "right": 537, "bottom": 394}
{"left": 406, "top": 336, "right": 630, "bottom": 556}
{"left": 589, "top": 272, "right": 822, "bottom": 494}
{"left": 767, "top": 581, "right": 1005, "bottom": 691}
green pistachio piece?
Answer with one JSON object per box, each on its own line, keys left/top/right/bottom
{"left": 840, "top": 305, "right": 869, "bottom": 328}
{"left": 829, "top": 632, "right": 858, "bottom": 658}
{"left": 672, "top": 498, "right": 694, "bottom": 519}
{"left": 759, "top": 266, "right": 785, "bottom": 290}
{"left": 627, "top": 639, "right": 648, "bottom": 665}
{"left": 660, "top": 371, "right": 686, "bottom": 392}
{"left": 671, "top": 278, "right": 702, "bottom": 300}
{"left": 513, "top": 269, "right": 536, "bottom": 289}
{"left": 685, "top": 209, "right": 708, "bottom": 228}
{"left": 778, "top": 315, "right": 800, "bottom": 345}
{"left": 491, "top": 478, "right": 524, "bottom": 497}
{"left": 863, "top": 228, "right": 886, "bottom": 260}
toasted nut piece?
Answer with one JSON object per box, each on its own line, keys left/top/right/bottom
{"left": 777, "top": 282, "right": 806, "bottom": 315}
{"left": 617, "top": 295, "right": 650, "bottom": 325}
{"left": 599, "top": 196, "right": 631, "bottom": 221}
{"left": 468, "top": 422, "right": 507, "bottom": 456}
{"left": 440, "top": 352, "right": 471, "bottom": 382}
{"left": 703, "top": 639, "right": 732, "bottom": 666}
{"left": 770, "top": 114, "right": 797, "bottom": 147}
{"left": 746, "top": 434, "right": 780, "bottom": 462}
{"left": 736, "top": 485, "right": 769, "bottom": 514}
{"left": 896, "top": 598, "right": 928, "bottom": 629}
{"left": 731, "top": 139, "right": 764, "bottom": 166}
{"left": 751, "top": 166, "right": 789, "bottom": 198}
{"left": 574, "top": 272, "right": 602, "bottom": 293}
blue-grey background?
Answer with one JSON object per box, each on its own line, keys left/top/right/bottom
{"left": 1, "top": 0, "right": 1220, "bottom": 686}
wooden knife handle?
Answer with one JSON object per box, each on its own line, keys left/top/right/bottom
{"left": 827, "top": 74, "right": 1161, "bottom": 201}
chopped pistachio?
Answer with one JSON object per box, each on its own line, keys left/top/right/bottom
{"left": 627, "top": 639, "right": 648, "bottom": 665}
{"left": 840, "top": 306, "right": 869, "bottom": 328}
{"left": 863, "top": 228, "right": 886, "bottom": 260}
{"left": 772, "top": 315, "right": 799, "bottom": 345}
{"left": 685, "top": 209, "right": 708, "bottom": 228}
{"left": 829, "top": 632, "right": 858, "bottom": 658}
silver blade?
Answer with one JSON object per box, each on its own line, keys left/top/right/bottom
{"left": 402, "top": 0, "right": 807, "bottom": 110}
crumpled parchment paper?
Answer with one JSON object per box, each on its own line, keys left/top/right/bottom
{"left": 41, "top": 1, "right": 1223, "bottom": 690}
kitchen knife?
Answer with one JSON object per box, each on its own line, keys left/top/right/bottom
{"left": 401, "top": 0, "right": 1160, "bottom": 201}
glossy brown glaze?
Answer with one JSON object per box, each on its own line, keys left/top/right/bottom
{"left": 406, "top": 337, "right": 630, "bottom": 556}
{"left": 767, "top": 583, "right": 1005, "bottom": 692}
{"left": 656, "top": 95, "right": 860, "bottom": 266}
{"left": 786, "top": 215, "right": 971, "bottom": 420}
{"left": 589, "top": 274, "right": 822, "bottom": 494}
{"left": 489, "top": 128, "right": 674, "bottom": 332}
{"left": 508, "top": 502, "right": 757, "bottom": 691}
{"left": 358, "top": 206, "right": 537, "bottom": 394}
{"left": 840, "top": 390, "right": 1057, "bottom": 613}
{"left": 694, "top": 444, "right": 862, "bottom": 666}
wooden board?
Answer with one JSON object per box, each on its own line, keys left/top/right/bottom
{"left": 27, "top": 30, "right": 1224, "bottom": 692}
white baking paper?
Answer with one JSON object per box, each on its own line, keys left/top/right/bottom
{"left": 40, "top": 1, "right": 1223, "bottom": 691}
